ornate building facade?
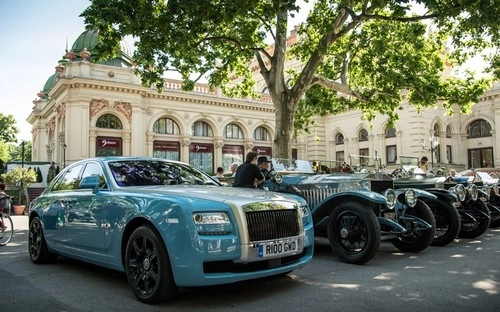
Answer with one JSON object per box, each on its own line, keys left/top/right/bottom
{"left": 28, "top": 29, "right": 500, "bottom": 174}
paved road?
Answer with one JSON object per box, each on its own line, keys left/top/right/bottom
{"left": 1, "top": 215, "right": 499, "bottom": 312}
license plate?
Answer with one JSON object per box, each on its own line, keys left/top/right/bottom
{"left": 258, "top": 238, "right": 299, "bottom": 258}
{"left": 385, "top": 212, "right": 398, "bottom": 220}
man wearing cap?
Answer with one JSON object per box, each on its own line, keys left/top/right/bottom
{"left": 257, "top": 156, "right": 271, "bottom": 179}
{"left": 233, "top": 151, "right": 265, "bottom": 188}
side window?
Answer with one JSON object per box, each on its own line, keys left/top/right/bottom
{"left": 81, "top": 162, "right": 107, "bottom": 189}
{"left": 52, "top": 165, "right": 84, "bottom": 191}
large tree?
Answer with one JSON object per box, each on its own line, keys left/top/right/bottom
{"left": 82, "top": 0, "right": 498, "bottom": 158}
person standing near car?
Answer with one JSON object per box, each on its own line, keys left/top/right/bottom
{"left": 257, "top": 156, "right": 271, "bottom": 179}
{"left": 419, "top": 156, "right": 430, "bottom": 171}
{"left": 233, "top": 151, "right": 265, "bottom": 188}
{"left": 212, "top": 166, "right": 225, "bottom": 182}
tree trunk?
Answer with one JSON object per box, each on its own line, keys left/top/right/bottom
{"left": 273, "top": 95, "right": 296, "bottom": 159}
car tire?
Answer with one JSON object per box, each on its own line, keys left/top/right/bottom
{"left": 391, "top": 200, "right": 436, "bottom": 252}
{"left": 458, "top": 200, "right": 491, "bottom": 239}
{"left": 422, "top": 197, "right": 461, "bottom": 246}
{"left": 28, "top": 216, "right": 57, "bottom": 264}
{"left": 125, "top": 225, "right": 178, "bottom": 304}
{"left": 327, "top": 202, "right": 381, "bottom": 265}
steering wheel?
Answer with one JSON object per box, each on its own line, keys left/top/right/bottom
{"left": 390, "top": 167, "right": 409, "bottom": 178}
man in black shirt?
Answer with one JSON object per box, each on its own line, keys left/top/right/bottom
{"left": 233, "top": 151, "right": 265, "bottom": 188}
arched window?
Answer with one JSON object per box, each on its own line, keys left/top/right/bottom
{"left": 385, "top": 126, "right": 396, "bottom": 138}
{"left": 254, "top": 126, "right": 270, "bottom": 141}
{"left": 335, "top": 133, "right": 344, "bottom": 145}
{"left": 153, "top": 118, "right": 180, "bottom": 134}
{"left": 96, "top": 114, "right": 122, "bottom": 129}
{"left": 433, "top": 123, "right": 441, "bottom": 137}
{"left": 467, "top": 119, "right": 492, "bottom": 138}
{"left": 225, "top": 123, "right": 244, "bottom": 139}
{"left": 359, "top": 129, "right": 368, "bottom": 142}
{"left": 446, "top": 125, "right": 452, "bottom": 138}
{"left": 192, "top": 121, "right": 213, "bottom": 137}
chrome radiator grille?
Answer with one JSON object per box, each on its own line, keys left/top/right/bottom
{"left": 302, "top": 189, "right": 335, "bottom": 209}
{"left": 246, "top": 209, "right": 300, "bottom": 241}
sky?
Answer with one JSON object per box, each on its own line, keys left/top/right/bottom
{"left": 0, "top": 1, "right": 488, "bottom": 143}
{"left": 0, "top": 0, "right": 92, "bottom": 142}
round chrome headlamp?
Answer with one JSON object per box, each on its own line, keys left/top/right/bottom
{"left": 404, "top": 189, "right": 417, "bottom": 208}
{"left": 384, "top": 189, "right": 397, "bottom": 210}
{"left": 467, "top": 184, "right": 479, "bottom": 201}
{"left": 273, "top": 173, "right": 283, "bottom": 184}
{"left": 451, "top": 184, "right": 466, "bottom": 202}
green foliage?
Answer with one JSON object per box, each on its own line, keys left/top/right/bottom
{"left": 0, "top": 140, "right": 12, "bottom": 166}
{"left": 1, "top": 167, "right": 37, "bottom": 186}
{"left": 1, "top": 167, "right": 38, "bottom": 204}
{"left": 82, "top": 0, "right": 498, "bottom": 157}
{"left": 0, "top": 113, "right": 19, "bottom": 143}
{"left": 8, "top": 141, "right": 32, "bottom": 162}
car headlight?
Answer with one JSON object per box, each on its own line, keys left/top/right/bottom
{"left": 404, "top": 189, "right": 417, "bottom": 208}
{"left": 300, "top": 204, "right": 311, "bottom": 225}
{"left": 193, "top": 212, "right": 232, "bottom": 235}
{"left": 384, "top": 189, "right": 397, "bottom": 210}
{"left": 273, "top": 173, "right": 283, "bottom": 184}
{"left": 466, "top": 184, "right": 478, "bottom": 201}
{"left": 450, "top": 184, "right": 466, "bottom": 202}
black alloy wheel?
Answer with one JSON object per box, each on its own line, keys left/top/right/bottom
{"left": 125, "top": 225, "right": 177, "bottom": 303}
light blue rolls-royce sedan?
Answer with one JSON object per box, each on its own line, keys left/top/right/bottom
{"left": 28, "top": 157, "right": 313, "bottom": 304}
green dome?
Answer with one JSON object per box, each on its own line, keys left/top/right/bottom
{"left": 40, "top": 73, "right": 57, "bottom": 98}
{"left": 69, "top": 29, "right": 133, "bottom": 67}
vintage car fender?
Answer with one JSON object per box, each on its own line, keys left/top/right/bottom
{"left": 394, "top": 188, "right": 437, "bottom": 200}
{"left": 419, "top": 187, "right": 458, "bottom": 203}
{"left": 310, "top": 189, "right": 387, "bottom": 224}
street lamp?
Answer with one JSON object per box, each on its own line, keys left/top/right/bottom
{"left": 63, "top": 144, "right": 67, "bottom": 168}
{"left": 420, "top": 136, "right": 440, "bottom": 169}
{"left": 21, "top": 141, "right": 25, "bottom": 168}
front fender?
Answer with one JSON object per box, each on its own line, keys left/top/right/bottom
{"left": 424, "top": 188, "right": 458, "bottom": 202}
{"left": 395, "top": 188, "right": 437, "bottom": 200}
{"left": 311, "top": 191, "right": 386, "bottom": 224}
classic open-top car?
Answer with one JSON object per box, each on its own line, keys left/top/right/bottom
{"left": 28, "top": 157, "right": 314, "bottom": 304}
{"left": 261, "top": 158, "right": 436, "bottom": 265}
{"left": 457, "top": 169, "right": 500, "bottom": 228}
{"left": 391, "top": 156, "right": 491, "bottom": 239}
{"left": 313, "top": 155, "right": 461, "bottom": 247}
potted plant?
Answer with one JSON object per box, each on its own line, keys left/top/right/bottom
{"left": 1, "top": 167, "right": 37, "bottom": 215}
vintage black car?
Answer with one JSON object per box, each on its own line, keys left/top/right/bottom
{"left": 457, "top": 169, "right": 500, "bottom": 228}
{"left": 261, "top": 158, "right": 436, "bottom": 265}
{"left": 314, "top": 156, "right": 462, "bottom": 247}
{"left": 391, "top": 156, "right": 491, "bottom": 239}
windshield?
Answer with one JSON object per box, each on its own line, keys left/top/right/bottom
{"left": 399, "top": 156, "right": 420, "bottom": 172}
{"left": 108, "top": 160, "right": 217, "bottom": 186}
{"left": 272, "top": 158, "right": 314, "bottom": 173}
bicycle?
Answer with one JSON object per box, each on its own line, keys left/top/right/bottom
{"left": 0, "top": 195, "right": 14, "bottom": 246}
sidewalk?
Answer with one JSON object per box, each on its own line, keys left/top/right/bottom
{"left": 9, "top": 214, "right": 29, "bottom": 231}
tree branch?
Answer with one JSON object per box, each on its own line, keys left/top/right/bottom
{"left": 312, "top": 74, "right": 366, "bottom": 100}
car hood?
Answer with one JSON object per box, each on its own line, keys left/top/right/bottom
{"left": 281, "top": 173, "right": 368, "bottom": 184}
{"left": 279, "top": 173, "right": 371, "bottom": 190}
{"left": 118, "top": 185, "right": 305, "bottom": 206}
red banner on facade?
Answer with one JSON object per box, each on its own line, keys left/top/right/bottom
{"left": 97, "top": 137, "right": 122, "bottom": 148}
{"left": 190, "top": 143, "right": 214, "bottom": 153}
